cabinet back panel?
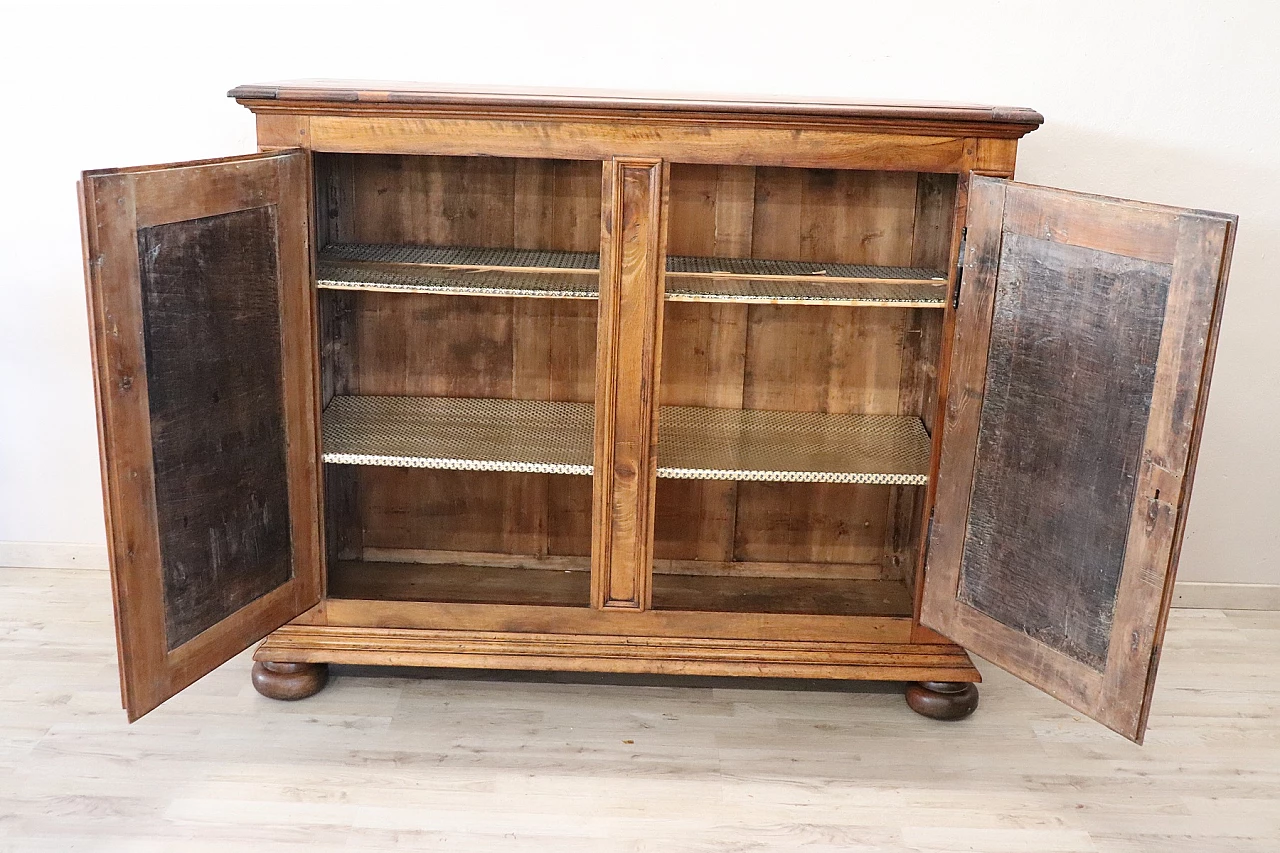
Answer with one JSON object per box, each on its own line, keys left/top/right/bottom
{"left": 322, "top": 292, "right": 596, "bottom": 571}
{"left": 356, "top": 467, "right": 592, "bottom": 558}
{"left": 344, "top": 291, "right": 598, "bottom": 402}
{"left": 315, "top": 153, "right": 602, "bottom": 252}
{"left": 741, "top": 304, "right": 908, "bottom": 415}
{"left": 732, "top": 481, "right": 891, "bottom": 565}
{"left": 315, "top": 154, "right": 601, "bottom": 585}
{"left": 667, "top": 164, "right": 957, "bottom": 265}
{"left": 654, "top": 480, "right": 892, "bottom": 567}
{"left": 658, "top": 301, "right": 908, "bottom": 575}
{"left": 658, "top": 298, "right": 915, "bottom": 418}
{"left": 750, "top": 167, "right": 919, "bottom": 265}
{"left": 658, "top": 165, "right": 953, "bottom": 583}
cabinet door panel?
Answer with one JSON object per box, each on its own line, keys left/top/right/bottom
{"left": 923, "top": 176, "right": 1234, "bottom": 742}
{"left": 81, "top": 150, "right": 321, "bottom": 720}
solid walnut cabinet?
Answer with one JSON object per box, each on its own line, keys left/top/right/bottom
{"left": 80, "top": 82, "right": 1235, "bottom": 742}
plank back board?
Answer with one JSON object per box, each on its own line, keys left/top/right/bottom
{"left": 313, "top": 152, "right": 602, "bottom": 574}
{"left": 81, "top": 150, "right": 321, "bottom": 720}
{"left": 655, "top": 165, "right": 954, "bottom": 584}
{"left": 923, "top": 176, "right": 1235, "bottom": 742}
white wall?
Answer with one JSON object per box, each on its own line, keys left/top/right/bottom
{"left": 1, "top": 0, "right": 1276, "bottom": 584}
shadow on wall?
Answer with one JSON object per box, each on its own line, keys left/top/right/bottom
{"left": 1014, "top": 123, "right": 1280, "bottom": 585}
{"left": 1017, "top": 123, "right": 1274, "bottom": 225}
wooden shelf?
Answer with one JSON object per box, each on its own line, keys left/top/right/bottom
{"left": 327, "top": 558, "right": 912, "bottom": 617}
{"left": 322, "top": 395, "right": 931, "bottom": 485}
{"left": 316, "top": 243, "right": 947, "bottom": 307}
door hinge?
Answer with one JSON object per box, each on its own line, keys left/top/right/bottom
{"left": 952, "top": 227, "right": 967, "bottom": 310}
{"left": 922, "top": 506, "right": 936, "bottom": 567}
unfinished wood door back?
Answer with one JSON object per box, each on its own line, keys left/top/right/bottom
{"left": 923, "top": 176, "right": 1235, "bottom": 742}
{"left": 81, "top": 150, "right": 322, "bottom": 720}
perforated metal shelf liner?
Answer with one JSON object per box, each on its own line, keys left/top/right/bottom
{"left": 323, "top": 396, "right": 595, "bottom": 475}
{"left": 322, "top": 396, "right": 930, "bottom": 484}
{"left": 664, "top": 275, "right": 946, "bottom": 306}
{"left": 667, "top": 255, "right": 945, "bottom": 282}
{"left": 661, "top": 405, "right": 930, "bottom": 484}
{"left": 323, "top": 243, "right": 599, "bottom": 270}
{"left": 319, "top": 264, "right": 600, "bottom": 299}
{"left": 317, "top": 244, "right": 947, "bottom": 306}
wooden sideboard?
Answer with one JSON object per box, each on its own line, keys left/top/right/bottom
{"left": 79, "top": 81, "right": 1235, "bottom": 743}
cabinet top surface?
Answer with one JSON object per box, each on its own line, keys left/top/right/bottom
{"left": 229, "top": 79, "right": 1043, "bottom": 129}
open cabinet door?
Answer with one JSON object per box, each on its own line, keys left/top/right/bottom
{"left": 80, "top": 151, "right": 321, "bottom": 721}
{"left": 922, "top": 176, "right": 1235, "bottom": 742}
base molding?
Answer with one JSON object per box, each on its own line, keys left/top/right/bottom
{"left": 257, "top": 624, "right": 982, "bottom": 683}
{"left": 1173, "top": 582, "right": 1280, "bottom": 611}
{"left": 0, "top": 541, "right": 108, "bottom": 570}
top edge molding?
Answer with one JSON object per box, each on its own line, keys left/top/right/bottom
{"left": 228, "top": 80, "right": 1044, "bottom": 133}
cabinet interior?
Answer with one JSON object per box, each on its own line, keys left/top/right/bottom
{"left": 314, "top": 153, "right": 955, "bottom": 616}
{"left": 654, "top": 164, "right": 953, "bottom": 617}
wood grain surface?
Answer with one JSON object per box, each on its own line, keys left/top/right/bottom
{"left": 654, "top": 165, "right": 953, "bottom": 601}
{"left": 137, "top": 206, "right": 294, "bottom": 649}
{"left": 82, "top": 151, "right": 322, "bottom": 721}
{"left": 314, "top": 153, "right": 602, "bottom": 598}
{"left": 958, "top": 233, "right": 1171, "bottom": 670}
{"left": 923, "top": 177, "right": 1236, "bottom": 742}
{"left": 229, "top": 80, "right": 1044, "bottom": 135}
{"left": 593, "top": 158, "right": 667, "bottom": 610}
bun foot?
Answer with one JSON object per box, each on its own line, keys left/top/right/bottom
{"left": 251, "top": 661, "right": 329, "bottom": 701}
{"left": 905, "top": 681, "right": 979, "bottom": 721}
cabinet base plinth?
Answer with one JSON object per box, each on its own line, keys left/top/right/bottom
{"left": 256, "top": 622, "right": 983, "bottom": 685}
{"left": 905, "top": 681, "right": 979, "bottom": 721}
{"left": 251, "top": 661, "right": 329, "bottom": 701}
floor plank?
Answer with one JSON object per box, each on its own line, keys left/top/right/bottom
{"left": 0, "top": 567, "right": 1276, "bottom": 851}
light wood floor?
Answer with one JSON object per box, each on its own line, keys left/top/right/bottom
{"left": 1, "top": 568, "right": 1276, "bottom": 852}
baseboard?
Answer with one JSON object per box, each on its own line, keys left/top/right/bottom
{"left": 0, "top": 541, "right": 109, "bottom": 570}
{"left": 2, "top": 542, "right": 1276, "bottom": 610}
{"left": 1173, "top": 582, "right": 1280, "bottom": 611}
